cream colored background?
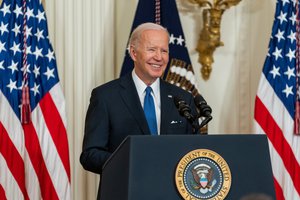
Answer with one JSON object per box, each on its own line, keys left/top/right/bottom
{"left": 1, "top": 0, "right": 276, "bottom": 199}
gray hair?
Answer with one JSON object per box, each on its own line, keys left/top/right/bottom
{"left": 128, "top": 22, "right": 169, "bottom": 49}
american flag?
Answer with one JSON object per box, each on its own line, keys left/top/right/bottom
{"left": 254, "top": 0, "right": 300, "bottom": 199}
{"left": 0, "top": 0, "right": 71, "bottom": 199}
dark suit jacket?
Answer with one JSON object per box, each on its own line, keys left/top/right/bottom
{"left": 80, "top": 73, "right": 198, "bottom": 175}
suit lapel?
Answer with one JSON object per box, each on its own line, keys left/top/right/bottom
{"left": 160, "top": 81, "right": 173, "bottom": 135}
{"left": 119, "top": 74, "right": 150, "bottom": 135}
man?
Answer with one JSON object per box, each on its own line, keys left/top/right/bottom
{"left": 80, "top": 22, "right": 198, "bottom": 175}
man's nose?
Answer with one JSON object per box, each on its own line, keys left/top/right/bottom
{"left": 154, "top": 50, "right": 162, "bottom": 60}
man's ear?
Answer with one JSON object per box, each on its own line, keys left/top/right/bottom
{"left": 129, "top": 45, "right": 137, "bottom": 61}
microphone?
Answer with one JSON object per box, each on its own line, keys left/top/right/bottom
{"left": 173, "top": 96, "right": 195, "bottom": 125}
{"left": 194, "top": 94, "right": 212, "bottom": 118}
{"left": 194, "top": 94, "right": 212, "bottom": 128}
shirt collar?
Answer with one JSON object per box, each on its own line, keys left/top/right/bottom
{"left": 132, "top": 70, "right": 160, "bottom": 97}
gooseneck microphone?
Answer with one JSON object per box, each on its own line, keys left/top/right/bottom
{"left": 173, "top": 96, "right": 195, "bottom": 125}
{"left": 194, "top": 94, "right": 212, "bottom": 128}
{"left": 173, "top": 96, "right": 200, "bottom": 133}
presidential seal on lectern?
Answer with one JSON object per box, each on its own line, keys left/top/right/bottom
{"left": 175, "top": 149, "right": 231, "bottom": 200}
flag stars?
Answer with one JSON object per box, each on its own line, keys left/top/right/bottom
{"left": 0, "top": 22, "right": 8, "bottom": 35}
{"left": 26, "top": 45, "right": 32, "bottom": 54}
{"left": 285, "top": 48, "right": 295, "bottom": 62}
{"left": 7, "top": 61, "right": 18, "bottom": 74}
{"left": 284, "top": 66, "right": 295, "bottom": 80}
{"left": 126, "top": 45, "right": 130, "bottom": 54}
{"left": 277, "top": 11, "right": 287, "bottom": 24}
{"left": 0, "top": 41, "right": 6, "bottom": 53}
{"left": 275, "top": 29, "right": 285, "bottom": 43}
{"left": 169, "top": 34, "right": 176, "bottom": 44}
{"left": 0, "top": 3, "right": 11, "bottom": 17}
{"left": 33, "top": 65, "right": 40, "bottom": 78}
{"left": 267, "top": 47, "right": 270, "bottom": 57}
{"left": 25, "top": 26, "right": 33, "bottom": 38}
{"left": 30, "top": 82, "right": 40, "bottom": 96}
{"left": 26, "top": 8, "right": 35, "bottom": 20}
{"left": 36, "top": 10, "right": 45, "bottom": 23}
{"left": 17, "top": 81, "right": 24, "bottom": 90}
{"left": 282, "top": 84, "right": 293, "bottom": 98}
{"left": 0, "top": 60, "right": 4, "bottom": 70}
{"left": 33, "top": 46, "right": 43, "bottom": 60}
{"left": 10, "top": 41, "right": 21, "bottom": 56}
{"left": 46, "top": 49, "right": 55, "bottom": 62}
{"left": 21, "top": 64, "right": 31, "bottom": 73}
{"left": 43, "top": 67, "right": 55, "bottom": 80}
{"left": 269, "top": 65, "right": 281, "bottom": 79}
{"left": 281, "top": 0, "right": 289, "bottom": 6}
{"left": 287, "top": 30, "right": 296, "bottom": 43}
{"left": 289, "top": 12, "right": 296, "bottom": 25}
{"left": 272, "top": 47, "right": 283, "bottom": 60}
{"left": 176, "top": 35, "right": 185, "bottom": 46}
{"left": 13, "top": 5, "right": 23, "bottom": 18}
{"left": 12, "top": 23, "right": 21, "bottom": 37}
{"left": 7, "top": 79, "right": 17, "bottom": 93}
{"left": 35, "top": 28, "right": 44, "bottom": 42}
{"left": 169, "top": 33, "right": 185, "bottom": 46}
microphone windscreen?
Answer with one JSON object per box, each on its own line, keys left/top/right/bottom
{"left": 194, "top": 94, "right": 206, "bottom": 106}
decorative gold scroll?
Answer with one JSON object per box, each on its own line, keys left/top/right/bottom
{"left": 188, "top": 0, "right": 242, "bottom": 80}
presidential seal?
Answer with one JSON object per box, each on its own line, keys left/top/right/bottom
{"left": 175, "top": 149, "right": 231, "bottom": 200}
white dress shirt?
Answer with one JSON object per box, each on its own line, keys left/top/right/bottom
{"left": 132, "top": 70, "right": 161, "bottom": 135}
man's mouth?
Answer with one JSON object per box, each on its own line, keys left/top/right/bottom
{"left": 151, "top": 64, "right": 161, "bottom": 68}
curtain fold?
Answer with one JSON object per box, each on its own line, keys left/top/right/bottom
{"left": 44, "top": 0, "right": 115, "bottom": 199}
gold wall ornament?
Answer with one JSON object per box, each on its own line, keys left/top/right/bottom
{"left": 188, "top": 0, "right": 242, "bottom": 80}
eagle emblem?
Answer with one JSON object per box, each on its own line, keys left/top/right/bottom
{"left": 175, "top": 149, "right": 231, "bottom": 200}
{"left": 191, "top": 163, "right": 217, "bottom": 194}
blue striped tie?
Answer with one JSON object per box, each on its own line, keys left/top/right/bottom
{"left": 144, "top": 86, "right": 157, "bottom": 135}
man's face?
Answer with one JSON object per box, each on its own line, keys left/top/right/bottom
{"left": 130, "top": 29, "right": 169, "bottom": 85}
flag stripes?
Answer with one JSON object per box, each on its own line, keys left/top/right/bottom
{"left": 273, "top": 178, "right": 285, "bottom": 200}
{"left": 255, "top": 74, "right": 300, "bottom": 199}
{"left": 0, "top": 153, "right": 24, "bottom": 200}
{"left": 23, "top": 122, "right": 59, "bottom": 200}
{"left": 39, "top": 92, "right": 70, "bottom": 180}
{"left": 255, "top": 96, "right": 300, "bottom": 194}
{"left": 0, "top": 184, "right": 6, "bottom": 199}
{"left": 0, "top": 122, "right": 29, "bottom": 200}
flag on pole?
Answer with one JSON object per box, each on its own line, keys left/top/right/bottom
{"left": 120, "top": 0, "right": 199, "bottom": 96}
{"left": 0, "top": 0, "right": 71, "bottom": 199}
{"left": 254, "top": 0, "right": 300, "bottom": 199}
